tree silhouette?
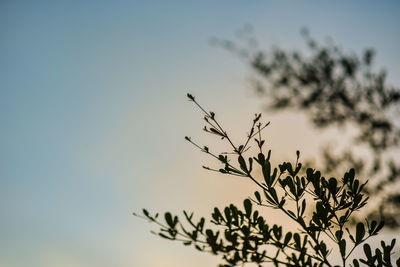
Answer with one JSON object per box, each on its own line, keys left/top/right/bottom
{"left": 135, "top": 95, "right": 399, "bottom": 266}
{"left": 212, "top": 28, "right": 400, "bottom": 228}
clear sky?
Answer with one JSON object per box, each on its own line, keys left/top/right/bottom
{"left": 1, "top": 1, "right": 400, "bottom": 266}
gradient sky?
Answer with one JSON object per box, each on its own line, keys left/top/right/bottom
{"left": 1, "top": 1, "right": 400, "bottom": 266}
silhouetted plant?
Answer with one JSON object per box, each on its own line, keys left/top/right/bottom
{"left": 212, "top": 28, "right": 400, "bottom": 228}
{"left": 135, "top": 94, "right": 400, "bottom": 266}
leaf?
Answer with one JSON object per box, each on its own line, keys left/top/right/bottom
{"left": 278, "top": 198, "right": 286, "bottom": 208}
{"left": 238, "top": 155, "right": 248, "bottom": 173}
{"left": 287, "top": 162, "right": 294, "bottom": 177}
{"left": 263, "top": 190, "right": 276, "bottom": 204}
{"left": 353, "top": 180, "right": 359, "bottom": 193}
{"left": 206, "top": 229, "right": 214, "bottom": 239}
{"left": 363, "top": 243, "right": 372, "bottom": 260}
{"left": 262, "top": 161, "right": 271, "bottom": 186}
{"left": 224, "top": 207, "right": 232, "bottom": 224}
{"left": 165, "top": 212, "right": 174, "bottom": 227}
{"left": 244, "top": 198, "right": 252, "bottom": 217}
{"left": 293, "top": 233, "right": 301, "bottom": 248}
{"left": 257, "top": 153, "right": 265, "bottom": 164}
{"left": 300, "top": 199, "right": 306, "bottom": 216}
{"left": 226, "top": 165, "right": 243, "bottom": 175}
{"left": 306, "top": 168, "right": 314, "bottom": 182}
{"left": 297, "top": 216, "right": 306, "bottom": 228}
{"left": 266, "top": 150, "right": 271, "bottom": 160}
{"left": 375, "top": 249, "right": 382, "bottom": 264}
{"left": 356, "top": 222, "right": 365, "bottom": 243}
{"left": 218, "top": 155, "right": 228, "bottom": 163}
{"left": 270, "top": 167, "right": 278, "bottom": 186}
{"left": 142, "top": 209, "right": 149, "bottom": 217}
{"left": 159, "top": 232, "right": 174, "bottom": 240}
{"left": 295, "top": 163, "right": 302, "bottom": 174}
{"left": 253, "top": 210, "right": 259, "bottom": 222}
{"left": 254, "top": 191, "right": 262, "bottom": 203}
{"left": 286, "top": 177, "right": 296, "bottom": 196}
{"left": 269, "top": 188, "right": 279, "bottom": 202}
{"left": 287, "top": 209, "right": 296, "bottom": 219}
{"left": 339, "top": 239, "right": 346, "bottom": 257}
{"left": 209, "top": 127, "right": 223, "bottom": 136}
{"left": 344, "top": 168, "right": 355, "bottom": 185}
{"left": 187, "top": 93, "right": 195, "bottom": 101}
{"left": 272, "top": 225, "right": 282, "bottom": 240}
{"left": 368, "top": 220, "right": 377, "bottom": 235}
{"left": 390, "top": 238, "right": 396, "bottom": 249}
{"left": 284, "top": 232, "right": 292, "bottom": 246}
{"left": 248, "top": 157, "right": 253, "bottom": 173}
{"left": 328, "top": 177, "right": 338, "bottom": 194}
{"left": 335, "top": 230, "right": 343, "bottom": 241}
{"left": 374, "top": 221, "right": 385, "bottom": 234}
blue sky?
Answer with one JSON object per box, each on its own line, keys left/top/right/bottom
{"left": 1, "top": 1, "right": 400, "bottom": 266}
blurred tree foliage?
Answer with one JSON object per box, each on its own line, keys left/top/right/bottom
{"left": 212, "top": 28, "right": 400, "bottom": 228}
{"left": 135, "top": 95, "right": 399, "bottom": 266}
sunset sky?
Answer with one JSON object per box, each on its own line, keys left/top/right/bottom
{"left": 1, "top": 1, "right": 400, "bottom": 266}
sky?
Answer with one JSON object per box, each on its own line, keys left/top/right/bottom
{"left": 1, "top": 1, "right": 400, "bottom": 266}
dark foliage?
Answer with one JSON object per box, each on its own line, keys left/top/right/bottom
{"left": 213, "top": 28, "right": 400, "bottom": 228}
{"left": 135, "top": 95, "right": 399, "bottom": 266}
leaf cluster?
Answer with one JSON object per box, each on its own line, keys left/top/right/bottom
{"left": 135, "top": 95, "right": 400, "bottom": 266}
